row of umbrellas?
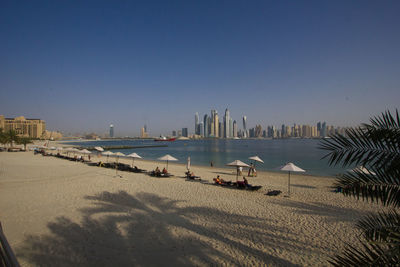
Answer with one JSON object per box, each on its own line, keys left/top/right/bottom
{"left": 45, "top": 146, "right": 310, "bottom": 196}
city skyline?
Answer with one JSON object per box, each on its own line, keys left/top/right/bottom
{"left": 1, "top": 1, "right": 399, "bottom": 135}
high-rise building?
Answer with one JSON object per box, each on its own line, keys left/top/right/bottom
{"left": 195, "top": 112, "right": 199, "bottom": 135}
{"left": 317, "top": 122, "right": 322, "bottom": 137}
{"left": 199, "top": 121, "right": 204, "bottom": 136}
{"left": 229, "top": 118, "right": 233, "bottom": 138}
{"left": 242, "top": 116, "right": 247, "bottom": 138}
{"left": 172, "top": 130, "right": 177, "bottom": 136}
{"left": 182, "top": 128, "right": 188, "bottom": 137}
{"left": 321, "top": 122, "right": 327, "bottom": 137}
{"left": 255, "top": 125, "right": 263, "bottom": 138}
{"left": 219, "top": 121, "right": 224, "bottom": 138}
{"left": 140, "top": 125, "right": 148, "bottom": 138}
{"left": 109, "top": 124, "right": 114, "bottom": 138}
{"left": 214, "top": 111, "right": 219, "bottom": 138}
{"left": 203, "top": 114, "right": 209, "bottom": 137}
{"left": 210, "top": 110, "right": 216, "bottom": 137}
{"left": 224, "top": 108, "right": 230, "bottom": 138}
{"left": 233, "top": 120, "right": 237, "bottom": 137}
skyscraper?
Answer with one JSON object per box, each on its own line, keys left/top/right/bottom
{"left": 182, "top": 127, "right": 188, "bottom": 137}
{"left": 224, "top": 108, "right": 230, "bottom": 138}
{"left": 210, "top": 110, "right": 216, "bottom": 137}
{"left": 214, "top": 112, "right": 219, "bottom": 138}
{"left": 229, "top": 118, "right": 233, "bottom": 138}
{"left": 233, "top": 120, "right": 237, "bottom": 137}
{"left": 203, "top": 114, "right": 209, "bottom": 138}
{"left": 321, "top": 122, "right": 327, "bottom": 137}
{"left": 199, "top": 121, "right": 204, "bottom": 136}
{"left": 109, "top": 124, "right": 114, "bottom": 138}
{"left": 195, "top": 112, "right": 199, "bottom": 135}
{"left": 242, "top": 116, "right": 247, "bottom": 138}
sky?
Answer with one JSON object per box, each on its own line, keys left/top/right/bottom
{"left": 1, "top": 0, "right": 399, "bottom": 136}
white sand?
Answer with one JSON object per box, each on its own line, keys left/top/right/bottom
{"left": 0, "top": 150, "right": 382, "bottom": 266}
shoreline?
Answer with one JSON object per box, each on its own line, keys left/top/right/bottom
{"left": 48, "top": 140, "right": 339, "bottom": 179}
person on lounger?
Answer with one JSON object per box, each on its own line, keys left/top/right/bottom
{"left": 162, "top": 167, "right": 168, "bottom": 175}
{"left": 155, "top": 167, "right": 161, "bottom": 176}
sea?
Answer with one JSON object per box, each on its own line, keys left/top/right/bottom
{"left": 65, "top": 138, "right": 348, "bottom": 177}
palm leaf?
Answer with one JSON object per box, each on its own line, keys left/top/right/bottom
{"left": 334, "top": 168, "right": 400, "bottom": 207}
{"left": 357, "top": 210, "right": 400, "bottom": 243}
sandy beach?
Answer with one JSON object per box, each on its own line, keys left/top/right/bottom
{"left": 0, "top": 149, "right": 382, "bottom": 266}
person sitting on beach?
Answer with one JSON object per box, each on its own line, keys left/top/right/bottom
{"left": 213, "top": 175, "right": 224, "bottom": 185}
{"left": 154, "top": 167, "right": 161, "bottom": 176}
{"left": 162, "top": 167, "right": 168, "bottom": 174}
{"left": 133, "top": 166, "right": 139, "bottom": 171}
{"left": 243, "top": 177, "right": 251, "bottom": 187}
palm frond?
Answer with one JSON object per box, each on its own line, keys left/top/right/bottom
{"left": 320, "top": 127, "right": 400, "bottom": 170}
{"left": 330, "top": 241, "right": 400, "bottom": 266}
{"left": 334, "top": 168, "right": 400, "bottom": 207}
{"left": 357, "top": 210, "right": 400, "bottom": 243}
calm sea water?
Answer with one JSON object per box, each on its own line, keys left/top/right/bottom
{"left": 65, "top": 139, "right": 346, "bottom": 177}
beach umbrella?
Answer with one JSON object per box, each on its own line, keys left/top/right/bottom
{"left": 249, "top": 156, "right": 264, "bottom": 165}
{"left": 280, "top": 163, "right": 305, "bottom": 196}
{"left": 351, "top": 166, "right": 376, "bottom": 175}
{"left": 226, "top": 160, "right": 250, "bottom": 182}
{"left": 186, "top": 157, "right": 191, "bottom": 171}
{"left": 112, "top": 152, "right": 125, "bottom": 176}
{"left": 248, "top": 156, "right": 264, "bottom": 175}
{"left": 127, "top": 152, "right": 142, "bottom": 167}
{"left": 49, "top": 146, "right": 56, "bottom": 150}
{"left": 158, "top": 154, "right": 178, "bottom": 170}
{"left": 102, "top": 151, "right": 114, "bottom": 162}
{"left": 94, "top": 146, "right": 104, "bottom": 152}
{"left": 113, "top": 152, "right": 125, "bottom": 162}
{"left": 79, "top": 149, "right": 91, "bottom": 158}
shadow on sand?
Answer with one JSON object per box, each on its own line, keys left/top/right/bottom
{"left": 17, "top": 191, "right": 311, "bottom": 266}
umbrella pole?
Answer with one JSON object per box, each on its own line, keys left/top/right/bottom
{"left": 167, "top": 160, "right": 169, "bottom": 171}
{"left": 236, "top": 167, "right": 239, "bottom": 183}
{"left": 288, "top": 171, "right": 291, "bottom": 196}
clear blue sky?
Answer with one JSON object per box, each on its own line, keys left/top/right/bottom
{"left": 1, "top": 1, "right": 399, "bottom": 136}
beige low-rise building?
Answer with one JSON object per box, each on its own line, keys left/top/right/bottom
{"left": 0, "top": 115, "right": 46, "bottom": 139}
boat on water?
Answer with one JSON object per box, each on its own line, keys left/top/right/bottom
{"left": 154, "top": 136, "right": 176, "bottom": 142}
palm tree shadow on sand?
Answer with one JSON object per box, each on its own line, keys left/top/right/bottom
{"left": 17, "top": 191, "right": 307, "bottom": 266}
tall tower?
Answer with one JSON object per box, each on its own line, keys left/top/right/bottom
{"left": 242, "top": 116, "right": 247, "bottom": 138}
{"left": 214, "top": 112, "right": 219, "bottom": 138}
{"left": 109, "top": 124, "right": 114, "bottom": 138}
{"left": 203, "top": 114, "right": 209, "bottom": 137}
{"left": 210, "top": 110, "right": 216, "bottom": 137}
{"left": 224, "top": 108, "right": 230, "bottom": 138}
{"left": 195, "top": 112, "right": 199, "bottom": 135}
{"left": 233, "top": 120, "right": 237, "bottom": 137}
{"left": 229, "top": 117, "right": 233, "bottom": 138}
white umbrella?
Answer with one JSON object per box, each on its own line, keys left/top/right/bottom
{"left": 127, "top": 152, "right": 142, "bottom": 167}
{"left": 158, "top": 154, "right": 178, "bottom": 170}
{"left": 79, "top": 149, "right": 91, "bottom": 154}
{"left": 249, "top": 156, "right": 264, "bottom": 176}
{"left": 113, "top": 152, "right": 125, "bottom": 176}
{"left": 49, "top": 146, "right": 56, "bottom": 150}
{"left": 187, "top": 157, "right": 191, "bottom": 171}
{"left": 249, "top": 156, "right": 264, "bottom": 163}
{"left": 102, "top": 151, "right": 114, "bottom": 162}
{"left": 351, "top": 166, "right": 376, "bottom": 175}
{"left": 94, "top": 146, "right": 104, "bottom": 152}
{"left": 226, "top": 160, "right": 250, "bottom": 182}
{"left": 280, "top": 162, "right": 305, "bottom": 196}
